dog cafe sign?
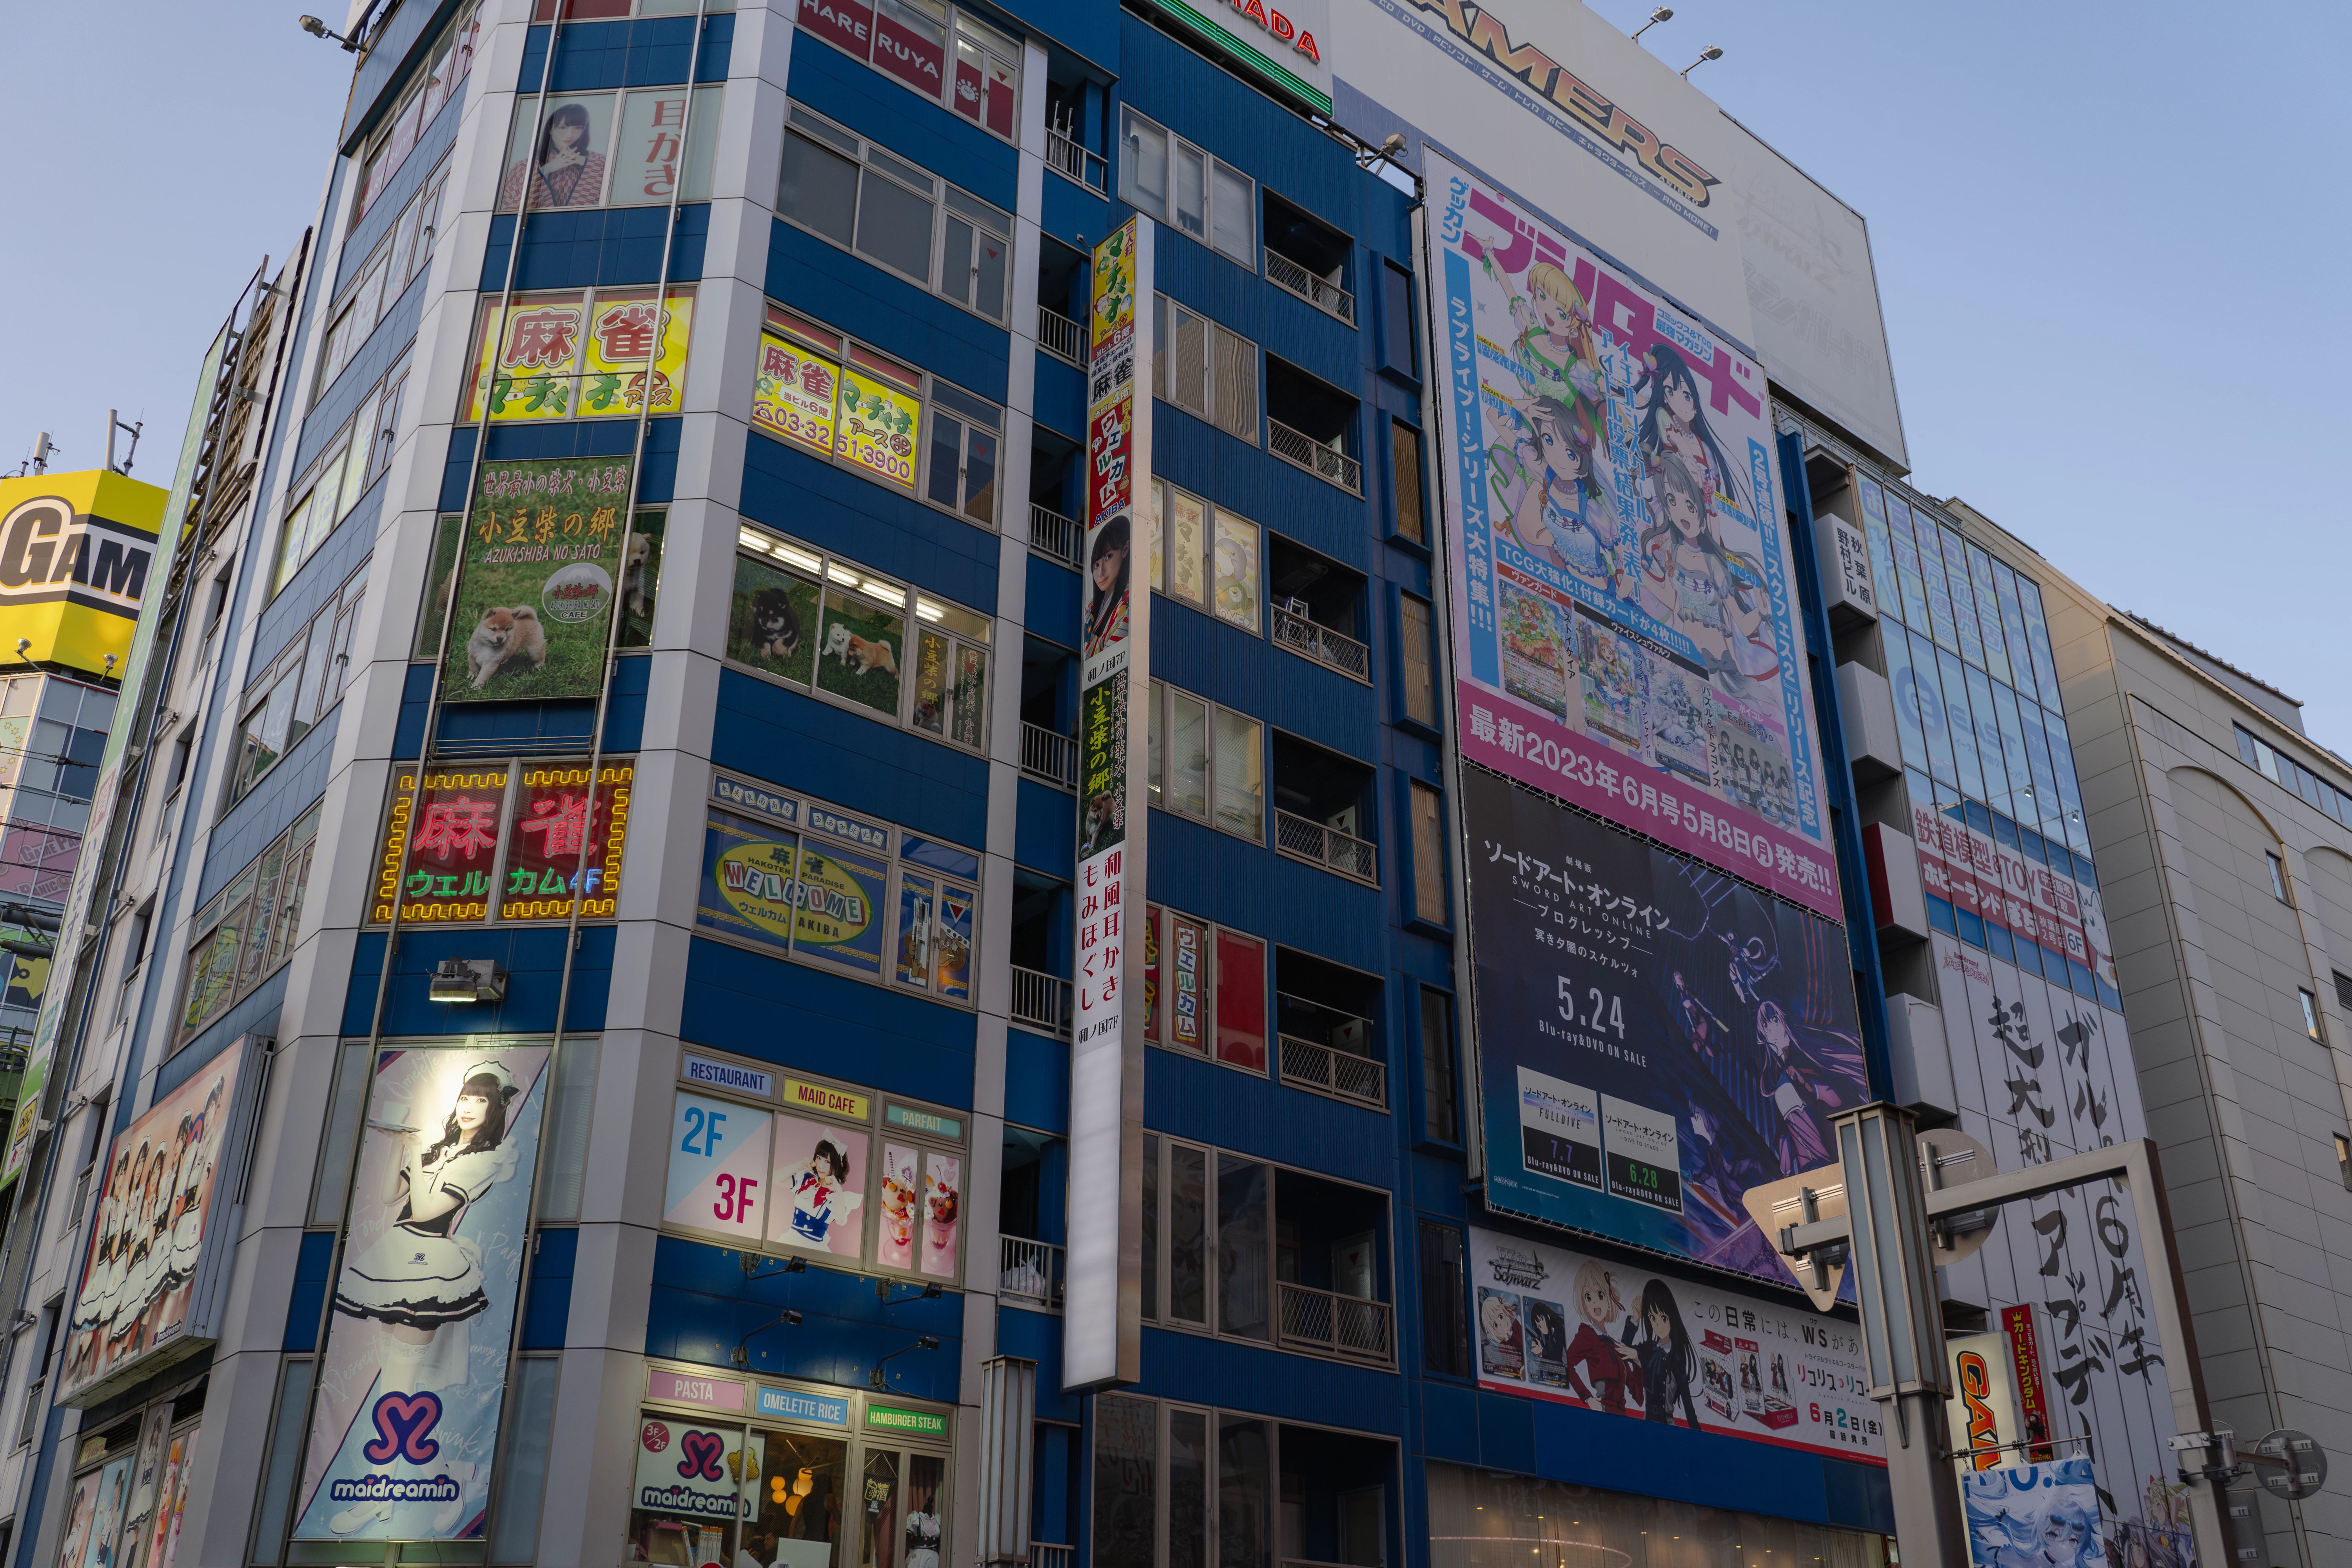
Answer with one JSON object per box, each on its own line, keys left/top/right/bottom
{"left": 439, "top": 456, "right": 638, "bottom": 704}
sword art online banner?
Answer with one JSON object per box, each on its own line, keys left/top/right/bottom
{"left": 1424, "top": 146, "right": 1840, "bottom": 918}
{"left": 1465, "top": 766, "right": 1866, "bottom": 1283}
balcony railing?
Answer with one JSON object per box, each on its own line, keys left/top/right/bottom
{"left": 1030, "top": 503, "right": 1080, "bottom": 568}
{"left": 1272, "top": 603, "right": 1370, "bottom": 682}
{"left": 1038, "top": 305, "right": 1090, "bottom": 368}
{"left": 1011, "top": 966, "right": 1073, "bottom": 1036}
{"left": 1045, "top": 130, "right": 1107, "bottom": 193}
{"left": 1022, "top": 722, "right": 1078, "bottom": 789}
{"left": 1269, "top": 419, "right": 1363, "bottom": 494}
{"left": 1275, "top": 809, "right": 1377, "bottom": 886}
{"left": 1276, "top": 1281, "right": 1393, "bottom": 1365}
{"left": 1278, "top": 1033, "right": 1387, "bottom": 1112}
{"left": 1000, "top": 1235, "right": 1065, "bottom": 1310}
{"left": 1033, "top": 1545, "right": 1076, "bottom": 1568}
{"left": 1263, "top": 248, "right": 1355, "bottom": 325}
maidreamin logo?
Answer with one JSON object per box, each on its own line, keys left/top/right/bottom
{"left": 328, "top": 1474, "right": 463, "bottom": 1503}
{"left": 638, "top": 1483, "right": 742, "bottom": 1519}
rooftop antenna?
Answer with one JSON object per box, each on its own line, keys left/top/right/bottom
{"left": 1632, "top": 7, "right": 1672, "bottom": 41}
{"left": 1681, "top": 45, "right": 1724, "bottom": 77}
{"left": 30, "top": 434, "right": 53, "bottom": 476}
{"left": 105, "top": 411, "right": 144, "bottom": 476}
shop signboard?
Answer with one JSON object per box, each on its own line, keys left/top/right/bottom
{"left": 0, "top": 470, "right": 166, "bottom": 677}
{"left": 1425, "top": 146, "right": 1840, "bottom": 917}
{"left": 1463, "top": 765, "right": 1867, "bottom": 1283}
{"left": 439, "top": 456, "right": 637, "bottom": 702}
{"left": 1468, "top": 1225, "right": 1882, "bottom": 1463}
{"left": 1065, "top": 217, "right": 1154, "bottom": 1392}
{"left": 292, "top": 1041, "right": 552, "bottom": 1542}
{"left": 56, "top": 1038, "right": 260, "bottom": 1406}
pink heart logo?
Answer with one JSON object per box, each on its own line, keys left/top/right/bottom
{"left": 677, "top": 1430, "right": 727, "bottom": 1482}
{"left": 363, "top": 1391, "right": 444, "bottom": 1465}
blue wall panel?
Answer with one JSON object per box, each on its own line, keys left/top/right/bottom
{"left": 738, "top": 432, "right": 1000, "bottom": 617}
{"left": 681, "top": 938, "right": 976, "bottom": 1109}
{"left": 345, "top": 926, "right": 612, "bottom": 1037}
{"left": 1013, "top": 778, "right": 1073, "bottom": 879}
{"left": 1003, "top": 1025, "right": 1068, "bottom": 1134}
{"left": 763, "top": 222, "right": 1010, "bottom": 404}
{"left": 1025, "top": 553, "right": 1080, "bottom": 647}
{"left": 283, "top": 1230, "right": 339, "bottom": 1352}
{"left": 479, "top": 203, "right": 710, "bottom": 291}
{"left": 777, "top": 33, "right": 1016, "bottom": 211}
{"left": 712, "top": 669, "right": 988, "bottom": 849}
{"left": 521, "top": 1227, "right": 578, "bottom": 1350}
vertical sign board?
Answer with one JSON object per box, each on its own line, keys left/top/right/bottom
{"left": 1421, "top": 146, "right": 1842, "bottom": 919}
{"left": 3, "top": 325, "right": 219, "bottom": 1189}
{"left": 1064, "top": 219, "right": 1153, "bottom": 1392}
{"left": 293, "top": 1043, "right": 552, "bottom": 1542}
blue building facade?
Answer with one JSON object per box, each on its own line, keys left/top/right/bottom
{"left": 0, "top": 4, "right": 1943, "bottom": 1568}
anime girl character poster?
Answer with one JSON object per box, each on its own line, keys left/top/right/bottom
{"left": 1962, "top": 1460, "right": 2105, "bottom": 1568}
{"left": 56, "top": 1042, "right": 248, "bottom": 1404}
{"left": 1428, "top": 147, "right": 1839, "bottom": 918}
{"left": 1476, "top": 1288, "right": 1525, "bottom": 1379}
{"left": 770, "top": 1113, "right": 869, "bottom": 1260}
{"left": 293, "top": 1042, "right": 551, "bottom": 1543}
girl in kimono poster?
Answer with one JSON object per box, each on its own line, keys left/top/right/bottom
{"left": 292, "top": 1044, "right": 550, "bottom": 1543}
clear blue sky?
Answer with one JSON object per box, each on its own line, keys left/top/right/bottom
{"left": 7, "top": 4, "right": 2350, "bottom": 741}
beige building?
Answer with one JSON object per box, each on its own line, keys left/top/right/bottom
{"left": 1960, "top": 505, "right": 2352, "bottom": 1568}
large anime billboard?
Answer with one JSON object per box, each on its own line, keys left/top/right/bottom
{"left": 1464, "top": 766, "right": 1866, "bottom": 1283}
{"left": 1426, "top": 147, "right": 1840, "bottom": 918}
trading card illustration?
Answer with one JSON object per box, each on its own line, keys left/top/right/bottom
{"left": 1477, "top": 1288, "right": 1525, "bottom": 1380}
{"left": 1575, "top": 612, "right": 1646, "bottom": 755}
{"left": 1497, "top": 577, "right": 1572, "bottom": 721}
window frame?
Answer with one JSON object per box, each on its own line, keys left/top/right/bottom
{"left": 1144, "top": 678, "right": 1265, "bottom": 843}
{"left": 174, "top": 804, "right": 324, "bottom": 1049}
{"left": 1405, "top": 775, "right": 1451, "bottom": 931}
{"left": 752, "top": 302, "right": 1005, "bottom": 529}
{"left": 348, "top": 0, "right": 479, "bottom": 227}
{"left": 232, "top": 569, "right": 367, "bottom": 803}
{"left": 1385, "top": 416, "right": 1428, "bottom": 549}
{"left": 728, "top": 525, "right": 995, "bottom": 755}
{"left": 1394, "top": 586, "right": 1438, "bottom": 733}
{"left": 495, "top": 83, "right": 724, "bottom": 216}
{"left": 1118, "top": 107, "right": 1258, "bottom": 268}
{"left": 1414, "top": 983, "right": 1461, "bottom": 1149}
{"left": 788, "top": 0, "right": 1021, "bottom": 144}
{"left": 1140, "top": 903, "right": 1267, "bottom": 1077}
{"left": 2301, "top": 987, "right": 2324, "bottom": 1042}
{"left": 1147, "top": 477, "right": 1262, "bottom": 635}
{"left": 1151, "top": 292, "right": 1261, "bottom": 444}
{"left": 1134, "top": 1133, "right": 1393, "bottom": 1360}
{"left": 277, "top": 356, "right": 409, "bottom": 596}
{"left": 319, "top": 163, "right": 449, "bottom": 404}
{"left": 776, "top": 102, "right": 1011, "bottom": 324}
{"left": 1417, "top": 1218, "right": 1472, "bottom": 1379}
{"left": 696, "top": 768, "right": 984, "bottom": 1009}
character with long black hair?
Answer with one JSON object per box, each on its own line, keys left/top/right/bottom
{"left": 1635, "top": 343, "right": 1749, "bottom": 517}
{"left": 1083, "top": 515, "right": 1131, "bottom": 657}
{"left": 1637, "top": 452, "right": 1773, "bottom": 687}
{"left": 1757, "top": 998, "right": 1868, "bottom": 1174}
{"left": 1628, "top": 1278, "right": 1700, "bottom": 1429}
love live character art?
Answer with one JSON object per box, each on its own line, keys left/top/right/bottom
{"left": 1424, "top": 147, "right": 1840, "bottom": 918}
{"left": 292, "top": 1044, "right": 552, "bottom": 1543}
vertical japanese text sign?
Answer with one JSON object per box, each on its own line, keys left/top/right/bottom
{"left": 1065, "top": 218, "right": 1153, "bottom": 1391}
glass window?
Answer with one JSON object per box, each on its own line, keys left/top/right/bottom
{"left": 1141, "top": 1131, "right": 1161, "bottom": 1319}
{"left": 1390, "top": 421, "right": 1425, "bottom": 543}
{"left": 1169, "top": 1406, "right": 1211, "bottom": 1568}
{"left": 856, "top": 165, "right": 936, "bottom": 280}
{"left": 1168, "top": 690, "right": 1208, "bottom": 820}
{"left": 1213, "top": 928, "right": 1265, "bottom": 1071}
{"left": 1382, "top": 264, "right": 1417, "bottom": 379}
{"left": 1093, "top": 1396, "right": 1158, "bottom": 1568}
{"left": 1419, "top": 987, "right": 1457, "bottom": 1142}
{"left": 1216, "top": 1155, "right": 1270, "bottom": 1339}
{"left": 730, "top": 528, "right": 991, "bottom": 753}
{"left": 1154, "top": 294, "right": 1259, "bottom": 443}
{"left": 1169, "top": 1141, "right": 1208, "bottom": 1325}
{"left": 1121, "top": 108, "right": 1169, "bottom": 219}
{"left": 1418, "top": 1220, "right": 1469, "bottom": 1377}
{"left": 1211, "top": 163, "right": 1255, "bottom": 264}
{"left": 1399, "top": 594, "right": 1436, "bottom": 725}
{"left": 797, "top": 0, "right": 1016, "bottom": 139}
{"left": 780, "top": 128, "right": 858, "bottom": 242}
{"left": 1176, "top": 142, "right": 1207, "bottom": 240}
{"left": 1217, "top": 1416, "right": 1272, "bottom": 1568}
{"left": 2303, "top": 988, "right": 2324, "bottom": 1041}
{"left": 750, "top": 1428, "right": 849, "bottom": 1566}
{"left": 488, "top": 1357, "right": 559, "bottom": 1561}
{"left": 1212, "top": 508, "right": 1260, "bottom": 632}
{"left": 1212, "top": 709, "right": 1263, "bottom": 839}
{"left": 1411, "top": 780, "right": 1446, "bottom": 924}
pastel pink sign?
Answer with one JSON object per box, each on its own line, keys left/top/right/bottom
{"left": 649, "top": 1368, "right": 746, "bottom": 1414}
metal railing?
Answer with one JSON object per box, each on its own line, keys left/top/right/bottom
{"left": 999, "top": 1235, "right": 1065, "bottom": 1310}
{"left": 1272, "top": 604, "right": 1370, "bottom": 682}
{"left": 1278, "top": 1033, "right": 1387, "bottom": 1111}
{"left": 1011, "top": 966, "right": 1073, "bottom": 1036}
{"left": 1022, "top": 722, "right": 1078, "bottom": 789}
{"left": 1269, "top": 419, "right": 1363, "bottom": 494}
{"left": 1276, "top": 1281, "right": 1393, "bottom": 1365}
{"left": 1275, "top": 809, "right": 1377, "bottom": 886}
{"left": 1032, "top": 1545, "right": 1076, "bottom": 1568}
{"left": 1263, "top": 247, "right": 1356, "bottom": 324}
{"left": 1045, "top": 130, "right": 1107, "bottom": 192}
{"left": 1030, "top": 503, "right": 1080, "bottom": 568}
{"left": 1038, "top": 305, "right": 1090, "bottom": 368}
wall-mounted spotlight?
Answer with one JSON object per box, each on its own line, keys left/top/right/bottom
{"left": 428, "top": 956, "right": 508, "bottom": 1004}
{"left": 298, "top": 14, "right": 360, "bottom": 49}
{"left": 868, "top": 1335, "right": 941, "bottom": 1388}
{"left": 1681, "top": 45, "right": 1724, "bottom": 78}
{"left": 1631, "top": 7, "right": 1672, "bottom": 42}
{"left": 732, "top": 1308, "right": 803, "bottom": 1366}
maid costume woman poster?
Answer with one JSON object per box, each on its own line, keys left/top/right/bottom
{"left": 293, "top": 1043, "right": 551, "bottom": 1542}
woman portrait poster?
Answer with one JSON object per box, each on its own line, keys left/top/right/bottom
{"left": 292, "top": 1044, "right": 551, "bottom": 1544}
{"left": 500, "top": 96, "right": 612, "bottom": 211}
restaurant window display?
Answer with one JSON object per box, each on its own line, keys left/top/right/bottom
{"left": 51, "top": 1373, "right": 206, "bottom": 1568}
{"left": 630, "top": 1364, "right": 949, "bottom": 1568}
{"left": 662, "top": 1047, "right": 967, "bottom": 1284}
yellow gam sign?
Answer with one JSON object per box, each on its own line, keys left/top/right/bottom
{"left": 0, "top": 470, "right": 167, "bottom": 679}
